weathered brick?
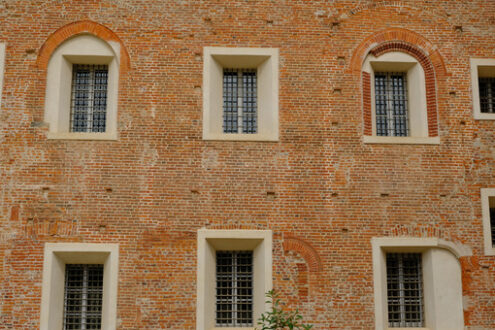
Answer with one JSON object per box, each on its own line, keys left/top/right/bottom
{"left": 1, "top": 1, "right": 495, "bottom": 329}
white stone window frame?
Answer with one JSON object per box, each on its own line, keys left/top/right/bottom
{"left": 44, "top": 34, "right": 120, "bottom": 140}
{"left": 363, "top": 52, "right": 440, "bottom": 145}
{"left": 481, "top": 188, "right": 495, "bottom": 255}
{"left": 196, "top": 229, "right": 272, "bottom": 330}
{"left": 470, "top": 58, "right": 495, "bottom": 120}
{"left": 203, "top": 47, "right": 279, "bottom": 141}
{"left": 0, "top": 42, "right": 5, "bottom": 110}
{"left": 372, "top": 237, "right": 469, "bottom": 330}
{"left": 39, "top": 243, "right": 119, "bottom": 330}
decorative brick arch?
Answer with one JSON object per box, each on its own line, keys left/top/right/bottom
{"left": 36, "top": 20, "right": 130, "bottom": 72}
{"left": 351, "top": 28, "right": 446, "bottom": 137}
{"left": 283, "top": 236, "right": 322, "bottom": 272}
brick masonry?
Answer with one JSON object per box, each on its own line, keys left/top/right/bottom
{"left": 0, "top": 0, "right": 495, "bottom": 329}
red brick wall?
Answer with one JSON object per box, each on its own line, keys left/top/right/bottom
{"left": 1, "top": 1, "right": 495, "bottom": 329}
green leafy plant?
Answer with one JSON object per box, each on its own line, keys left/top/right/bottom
{"left": 256, "top": 289, "right": 313, "bottom": 330}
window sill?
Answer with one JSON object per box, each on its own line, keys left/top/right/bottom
{"left": 484, "top": 247, "right": 495, "bottom": 256}
{"left": 47, "top": 132, "right": 118, "bottom": 141}
{"left": 203, "top": 132, "right": 278, "bottom": 141}
{"left": 474, "top": 113, "right": 495, "bottom": 120}
{"left": 363, "top": 136, "right": 440, "bottom": 145}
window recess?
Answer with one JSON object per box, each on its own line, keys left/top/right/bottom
{"left": 470, "top": 59, "right": 495, "bottom": 120}
{"left": 202, "top": 47, "right": 278, "bottom": 141}
{"left": 43, "top": 34, "right": 119, "bottom": 140}
{"left": 362, "top": 51, "right": 440, "bottom": 144}
{"left": 196, "top": 229, "right": 272, "bottom": 329}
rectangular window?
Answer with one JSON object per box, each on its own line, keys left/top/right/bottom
{"left": 479, "top": 77, "right": 495, "bottom": 114}
{"left": 63, "top": 264, "right": 104, "bottom": 330}
{"left": 70, "top": 64, "right": 108, "bottom": 133}
{"left": 216, "top": 250, "right": 253, "bottom": 327}
{"left": 375, "top": 72, "right": 409, "bottom": 137}
{"left": 386, "top": 253, "right": 424, "bottom": 328}
{"left": 223, "top": 68, "right": 257, "bottom": 134}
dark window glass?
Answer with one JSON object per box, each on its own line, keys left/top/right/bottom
{"left": 386, "top": 253, "right": 424, "bottom": 328}
{"left": 70, "top": 64, "right": 108, "bottom": 133}
{"left": 63, "top": 264, "right": 104, "bottom": 330}
{"left": 479, "top": 77, "right": 495, "bottom": 114}
{"left": 223, "top": 68, "right": 257, "bottom": 134}
{"left": 490, "top": 207, "right": 495, "bottom": 247}
{"left": 216, "top": 251, "right": 253, "bottom": 327}
{"left": 375, "top": 72, "right": 409, "bottom": 136}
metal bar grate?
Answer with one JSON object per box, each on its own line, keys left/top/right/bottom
{"left": 70, "top": 64, "right": 108, "bottom": 133}
{"left": 216, "top": 251, "right": 253, "bottom": 327}
{"left": 375, "top": 72, "right": 409, "bottom": 136}
{"left": 223, "top": 68, "right": 257, "bottom": 134}
{"left": 386, "top": 253, "right": 424, "bottom": 328}
{"left": 479, "top": 77, "right": 495, "bottom": 113}
{"left": 63, "top": 264, "right": 104, "bottom": 330}
{"left": 242, "top": 70, "right": 257, "bottom": 133}
{"left": 490, "top": 207, "right": 495, "bottom": 247}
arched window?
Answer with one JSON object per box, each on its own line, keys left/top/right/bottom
{"left": 352, "top": 30, "right": 444, "bottom": 145}
{"left": 362, "top": 51, "right": 431, "bottom": 142}
{"left": 43, "top": 33, "right": 121, "bottom": 140}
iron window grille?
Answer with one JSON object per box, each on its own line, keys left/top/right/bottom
{"left": 70, "top": 64, "right": 108, "bottom": 133}
{"left": 479, "top": 77, "right": 495, "bottom": 114}
{"left": 223, "top": 68, "right": 257, "bottom": 134}
{"left": 216, "top": 251, "right": 253, "bottom": 327}
{"left": 375, "top": 72, "right": 409, "bottom": 136}
{"left": 386, "top": 253, "right": 424, "bottom": 328}
{"left": 63, "top": 264, "right": 104, "bottom": 330}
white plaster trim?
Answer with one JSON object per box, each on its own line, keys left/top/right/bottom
{"left": 40, "top": 243, "right": 119, "bottom": 330}
{"left": 363, "top": 136, "right": 440, "bottom": 145}
{"left": 481, "top": 188, "right": 495, "bottom": 255}
{"left": 203, "top": 47, "right": 279, "bottom": 141}
{"left": 196, "top": 229, "right": 272, "bottom": 330}
{"left": 44, "top": 34, "right": 120, "bottom": 139}
{"left": 470, "top": 58, "right": 495, "bottom": 120}
{"left": 0, "top": 43, "right": 5, "bottom": 110}
{"left": 371, "top": 237, "right": 471, "bottom": 258}
{"left": 371, "top": 237, "right": 468, "bottom": 330}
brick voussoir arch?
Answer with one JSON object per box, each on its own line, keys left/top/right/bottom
{"left": 37, "top": 20, "right": 130, "bottom": 72}
{"left": 351, "top": 28, "right": 446, "bottom": 137}
{"left": 283, "top": 236, "right": 322, "bottom": 272}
